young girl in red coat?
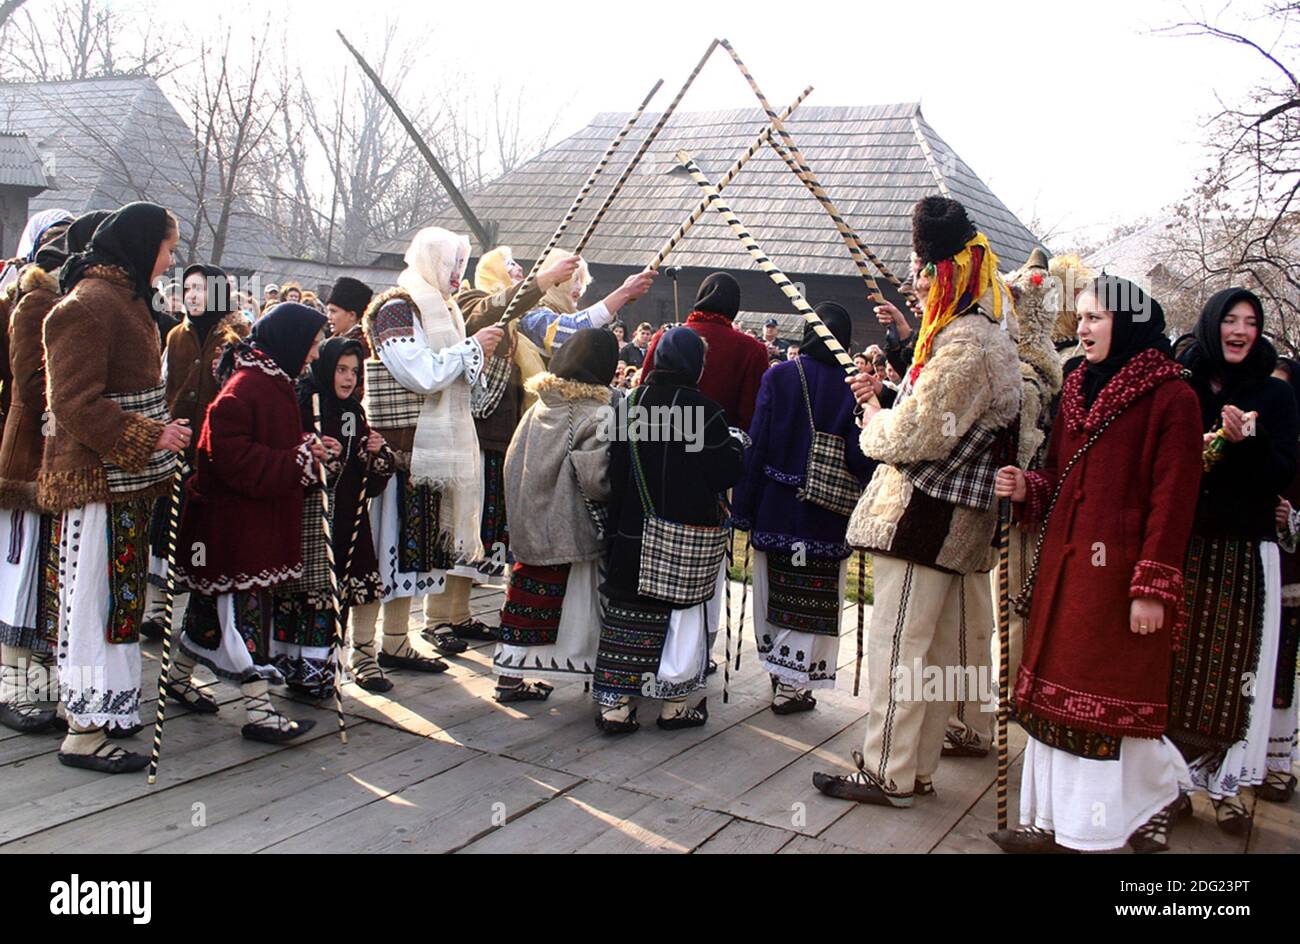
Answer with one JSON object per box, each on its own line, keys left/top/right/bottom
{"left": 171, "top": 302, "right": 334, "bottom": 743}
{"left": 992, "top": 277, "right": 1204, "bottom": 853}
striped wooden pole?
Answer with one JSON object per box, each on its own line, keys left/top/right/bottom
{"left": 572, "top": 39, "right": 721, "bottom": 256}
{"left": 494, "top": 77, "right": 664, "bottom": 329}
{"left": 735, "top": 535, "right": 750, "bottom": 672}
{"left": 646, "top": 88, "right": 812, "bottom": 272}
{"left": 677, "top": 152, "right": 858, "bottom": 377}
{"left": 147, "top": 458, "right": 187, "bottom": 785}
{"left": 336, "top": 443, "right": 370, "bottom": 678}
{"left": 312, "top": 394, "right": 348, "bottom": 745}
{"left": 853, "top": 549, "right": 866, "bottom": 696}
{"left": 720, "top": 39, "right": 919, "bottom": 311}
{"left": 995, "top": 500, "right": 1012, "bottom": 830}
{"left": 723, "top": 531, "right": 733, "bottom": 704}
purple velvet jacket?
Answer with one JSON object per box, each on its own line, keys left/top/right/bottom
{"left": 731, "top": 356, "right": 875, "bottom": 560}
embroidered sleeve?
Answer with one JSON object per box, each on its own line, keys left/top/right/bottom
{"left": 1016, "top": 469, "right": 1053, "bottom": 527}
{"left": 377, "top": 329, "right": 478, "bottom": 396}
{"left": 1131, "top": 558, "right": 1190, "bottom": 648}
{"left": 367, "top": 443, "right": 396, "bottom": 477}
{"left": 1280, "top": 506, "right": 1300, "bottom": 553}
{"left": 296, "top": 435, "right": 318, "bottom": 486}
{"left": 371, "top": 299, "right": 416, "bottom": 347}
{"left": 1130, "top": 559, "right": 1183, "bottom": 605}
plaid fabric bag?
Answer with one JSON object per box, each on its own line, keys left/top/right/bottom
{"left": 362, "top": 361, "right": 423, "bottom": 429}
{"left": 568, "top": 406, "right": 608, "bottom": 540}
{"left": 898, "top": 423, "right": 1000, "bottom": 511}
{"left": 103, "top": 385, "right": 175, "bottom": 494}
{"left": 793, "top": 357, "right": 861, "bottom": 517}
{"left": 628, "top": 390, "right": 726, "bottom": 606}
{"left": 471, "top": 331, "right": 516, "bottom": 420}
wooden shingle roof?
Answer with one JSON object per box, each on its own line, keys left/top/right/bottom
{"left": 399, "top": 104, "right": 1040, "bottom": 277}
{"left": 0, "top": 76, "right": 279, "bottom": 273}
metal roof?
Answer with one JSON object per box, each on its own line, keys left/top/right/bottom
{"left": 0, "top": 131, "right": 47, "bottom": 189}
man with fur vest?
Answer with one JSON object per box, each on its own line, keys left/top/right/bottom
{"left": 814, "top": 196, "right": 1021, "bottom": 808}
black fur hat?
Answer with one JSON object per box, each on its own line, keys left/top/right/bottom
{"left": 327, "top": 276, "right": 374, "bottom": 316}
{"left": 911, "top": 195, "right": 976, "bottom": 264}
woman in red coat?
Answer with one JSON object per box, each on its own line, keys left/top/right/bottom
{"left": 992, "top": 277, "right": 1203, "bottom": 853}
{"left": 171, "top": 302, "right": 333, "bottom": 743}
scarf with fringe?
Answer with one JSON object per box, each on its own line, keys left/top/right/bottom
{"left": 909, "top": 231, "right": 1008, "bottom": 384}
{"left": 401, "top": 227, "right": 483, "bottom": 561}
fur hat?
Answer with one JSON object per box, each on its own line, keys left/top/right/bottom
{"left": 327, "top": 276, "right": 374, "bottom": 316}
{"left": 911, "top": 195, "right": 977, "bottom": 264}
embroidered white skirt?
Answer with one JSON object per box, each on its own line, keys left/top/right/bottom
{"left": 56, "top": 503, "right": 141, "bottom": 730}
{"left": 0, "top": 507, "right": 41, "bottom": 650}
{"left": 371, "top": 476, "right": 448, "bottom": 604}
{"left": 751, "top": 550, "right": 842, "bottom": 690}
{"left": 1020, "top": 734, "right": 1191, "bottom": 851}
{"left": 1188, "top": 542, "right": 1282, "bottom": 798}
{"left": 493, "top": 561, "right": 601, "bottom": 682}
{"left": 653, "top": 558, "right": 727, "bottom": 700}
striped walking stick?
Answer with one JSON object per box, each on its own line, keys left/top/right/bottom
{"left": 312, "top": 394, "right": 348, "bottom": 745}
{"left": 493, "top": 77, "right": 664, "bottom": 330}
{"left": 572, "top": 38, "right": 721, "bottom": 256}
{"left": 676, "top": 153, "right": 859, "bottom": 378}
{"left": 336, "top": 435, "right": 371, "bottom": 682}
{"left": 735, "top": 535, "right": 750, "bottom": 672}
{"left": 853, "top": 550, "right": 866, "bottom": 696}
{"left": 723, "top": 531, "right": 733, "bottom": 704}
{"left": 147, "top": 458, "right": 188, "bottom": 785}
{"left": 646, "top": 88, "right": 812, "bottom": 272}
{"left": 720, "top": 39, "right": 918, "bottom": 310}
{"left": 995, "top": 498, "right": 1012, "bottom": 830}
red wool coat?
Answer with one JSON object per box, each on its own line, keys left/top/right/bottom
{"left": 642, "top": 310, "right": 769, "bottom": 431}
{"left": 1014, "top": 349, "right": 1203, "bottom": 738}
{"left": 176, "top": 347, "right": 315, "bottom": 594}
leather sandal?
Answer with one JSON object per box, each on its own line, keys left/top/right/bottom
{"left": 813, "top": 751, "right": 914, "bottom": 808}
{"left": 58, "top": 741, "right": 150, "bottom": 774}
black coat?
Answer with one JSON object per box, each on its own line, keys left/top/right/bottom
{"left": 1188, "top": 372, "right": 1298, "bottom": 541}
{"left": 602, "top": 372, "right": 746, "bottom": 605}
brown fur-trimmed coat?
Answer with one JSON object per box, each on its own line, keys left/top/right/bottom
{"left": 38, "top": 265, "right": 169, "bottom": 512}
{"left": 163, "top": 310, "right": 249, "bottom": 454}
{"left": 0, "top": 266, "right": 61, "bottom": 509}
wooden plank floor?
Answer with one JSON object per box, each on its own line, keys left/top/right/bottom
{"left": 2, "top": 581, "right": 1296, "bottom": 854}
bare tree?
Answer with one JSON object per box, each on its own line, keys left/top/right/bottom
{"left": 1159, "top": 2, "right": 1300, "bottom": 352}
{"left": 166, "top": 21, "right": 284, "bottom": 265}
{"left": 0, "top": 0, "right": 172, "bottom": 81}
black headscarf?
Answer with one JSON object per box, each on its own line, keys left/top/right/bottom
{"left": 802, "top": 302, "right": 853, "bottom": 369}
{"left": 299, "top": 336, "right": 366, "bottom": 430}
{"left": 35, "top": 209, "right": 111, "bottom": 274}
{"left": 1078, "top": 276, "right": 1172, "bottom": 408}
{"left": 694, "top": 273, "right": 740, "bottom": 321}
{"left": 219, "top": 302, "right": 325, "bottom": 383}
{"left": 182, "top": 262, "right": 235, "bottom": 345}
{"left": 1276, "top": 357, "right": 1300, "bottom": 418}
{"left": 649, "top": 326, "right": 705, "bottom": 387}
{"left": 550, "top": 327, "right": 618, "bottom": 387}
{"left": 1176, "top": 287, "right": 1275, "bottom": 395}
{"left": 58, "top": 202, "right": 172, "bottom": 300}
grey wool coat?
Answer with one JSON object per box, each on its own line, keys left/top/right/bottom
{"left": 504, "top": 372, "right": 614, "bottom": 566}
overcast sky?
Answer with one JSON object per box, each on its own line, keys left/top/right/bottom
{"left": 162, "top": 0, "right": 1287, "bottom": 247}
